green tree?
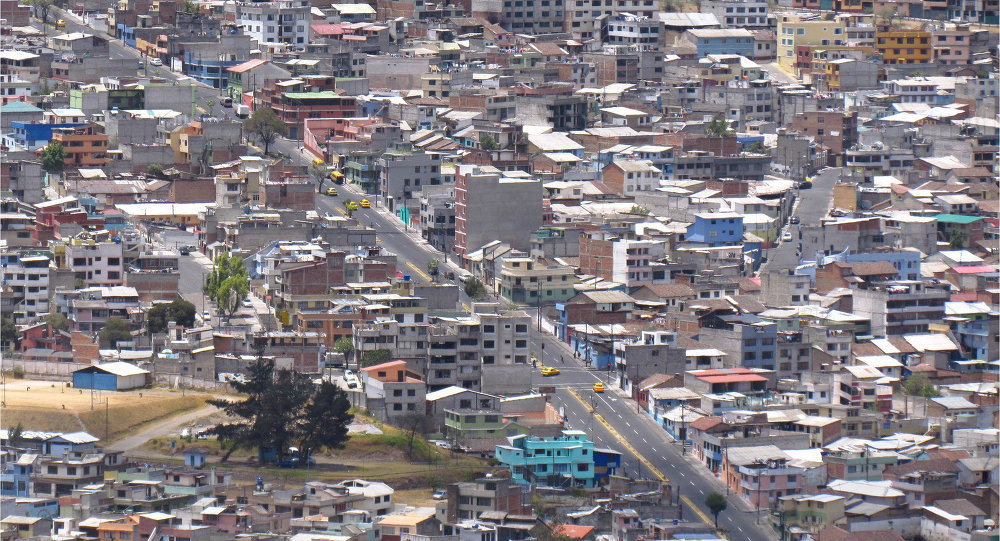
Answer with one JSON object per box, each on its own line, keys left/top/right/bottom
{"left": 427, "top": 259, "right": 439, "bottom": 279}
{"left": 74, "top": 277, "right": 86, "bottom": 289}
{"left": 39, "top": 142, "right": 67, "bottom": 175}
{"left": 1, "top": 316, "right": 19, "bottom": 350}
{"left": 31, "top": 0, "right": 54, "bottom": 23}
{"left": 7, "top": 423, "right": 24, "bottom": 448}
{"left": 208, "top": 358, "right": 353, "bottom": 464}
{"left": 706, "top": 114, "right": 733, "bottom": 138}
{"left": 99, "top": 317, "right": 132, "bottom": 348}
{"left": 181, "top": 0, "right": 200, "bottom": 16}
{"left": 903, "top": 373, "right": 940, "bottom": 398}
{"left": 333, "top": 336, "right": 355, "bottom": 358}
{"left": 464, "top": 276, "right": 487, "bottom": 301}
{"left": 147, "top": 298, "right": 197, "bottom": 334}
{"left": 205, "top": 253, "right": 249, "bottom": 314}
{"left": 243, "top": 107, "right": 287, "bottom": 155}
{"left": 480, "top": 134, "right": 500, "bottom": 150}
{"left": 705, "top": 492, "right": 727, "bottom": 528}
{"left": 309, "top": 159, "right": 328, "bottom": 191}
{"left": 628, "top": 205, "right": 651, "bottom": 215}
{"left": 909, "top": 71, "right": 926, "bottom": 78}
{"left": 205, "top": 99, "right": 215, "bottom": 108}
{"left": 295, "top": 380, "right": 353, "bottom": 462}
{"left": 147, "top": 163, "right": 165, "bottom": 178}
{"left": 360, "top": 349, "right": 392, "bottom": 368}
{"left": 948, "top": 228, "right": 967, "bottom": 250}
{"left": 43, "top": 313, "right": 69, "bottom": 332}
{"left": 746, "top": 141, "right": 769, "bottom": 154}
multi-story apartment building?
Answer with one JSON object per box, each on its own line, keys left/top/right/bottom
{"left": 378, "top": 148, "right": 444, "bottom": 215}
{"left": 438, "top": 476, "right": 528, "bottom": 523}
{"left": 360, "top": 360, "right": 427, "bottom": 420}
{"left": 875, "top": 30, "right": 931, "bottom": 65}
{"left": 790, "top": 111, "right": 858, "bottom": 166}
{"left": 495, "top": 430, "right": 621, "bottom": 488}
{"left": 777, "top": 15, "right": 846, "bottom": 71}
{"left": 0, "top": 249, "right": 51, "bottom": 322}
{"left": 852, "top": 280, "right": 950, "bottom": 337}
{"left": 234, "top": 0, "right": 311, "bottom": 47}
{"left": 50, "top": 125, "right": 110, "bottom": 168}
{"left": 418, "top": 186, "right": 455, "bottom": 254}
{"left": 63, "top": 237, "right": 125, "bottom": 287}
{"left": 703, "top": 0, "right": 769, "bottom": 29}
{"left": 698, "top": 315, "right": 779, "bottom": 371}
{"left": 265, "top": 91, "right": 359, "bottom": 140}
{"left": 564, "top": 0, "right": 656, "bottom": 41}
{"left": 500, "top": 0, "right": 566, "bottom": 35}
{"left": 723, "top": 445, "right": 804, "bottom": 509}
{"left": 454, "top": 165, "right": 543, "bottom": 257}
{"left": 59, "top": 286, "right": 140, "bottom": 333}
{"left": 498, "top": 256, "right": 579, "bottom": 304}
{"left": 603, "top": 14, "right": 662, "bottom": 48}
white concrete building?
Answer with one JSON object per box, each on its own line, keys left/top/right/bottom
{"left": 235, "top": 0, "right": 312, "bottom": 48}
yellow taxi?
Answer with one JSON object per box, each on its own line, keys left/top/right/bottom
{"left": 592, "top": 382, "right": 605, "bottom": 393}
{"left": 360, "top": 199, "right": 371, "bottom": 208}
{"left": 56, "top": 19, "right": 66, "bottom": 27}
{"left": 326, "top": 187, "right": 338, "bottom": 196}
{"left": 346, "top": 201, "right": 359, "bottom": 211}
{"left": 540, "top": 367, "right": 560, "bottom": 376}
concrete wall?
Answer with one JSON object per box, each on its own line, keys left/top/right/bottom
{"left": 364, "top": 55, "right": 432, "bottom": 89}
{"left": 481, "top": 365, "right": 533, "bottom": 395}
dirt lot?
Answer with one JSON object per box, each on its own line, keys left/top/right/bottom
{"left": 1, "top": 379, "right": 208, "bottom": 441}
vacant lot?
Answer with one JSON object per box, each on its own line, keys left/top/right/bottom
{"left": 1, "top": 379, "right": 209, "bottom": 442}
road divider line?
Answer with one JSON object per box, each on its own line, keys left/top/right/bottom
{"left": 680, "top": 494, "right": 714, "bottom": 527}
{"left": 405, "top": 261, "right": 431, "bottom": 281}
{"left": 566, "top": 389, "right": 667, "bottom": 482}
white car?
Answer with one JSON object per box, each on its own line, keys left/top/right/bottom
{"left": 242, "top": 299, "right": 253, "bottom": 308}
{"left": 782, "top": 231, "right": 793, "bottom": 242}
{"left": 202, "top": 311, "right": 211, "bottom": 321}
{"left": 149, "top": 57, "right": 162, "bottom": 66}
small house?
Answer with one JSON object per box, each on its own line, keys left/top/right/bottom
{"left": 72, "top": 361, "right": 149, "bottom": 390}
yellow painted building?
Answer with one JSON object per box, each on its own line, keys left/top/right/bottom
{"left": 776, "top": 15, "right": 848, "bottom": 71}
{"left": 876, "top": 30, "right": 931, "bottom": 64}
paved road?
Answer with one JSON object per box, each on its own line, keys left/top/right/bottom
{"left": 34, "top": 9, "right": 228, "bottom": 120}
{"left": 270, "top": 139, "right": 475, "bottom": 311}
{"left": 529, "top": 333, "right": 778, "bottom": 540}
{"left": 762, "top": 167, "right": 842, "bottom": 273}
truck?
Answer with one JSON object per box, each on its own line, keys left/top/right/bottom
{"left": 235, "top": 104, "right": 250, "bottom": 119}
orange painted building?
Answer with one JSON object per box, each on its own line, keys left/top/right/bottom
{"left": 876, "top": 30, "right": 931, "bottom": 64}
{"left": 49, "top": 124, "right": 110, "bottom": 167}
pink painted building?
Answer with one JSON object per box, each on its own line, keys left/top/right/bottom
{"left": 723, "top": 444, "right": 804, "bottom": 510}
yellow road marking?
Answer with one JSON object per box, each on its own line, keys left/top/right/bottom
{"left": 405, "top": 261, "right": 431, "bottom": 281}
{"left": 566, "top": 388, "right": 667, "bottom": 482}
{"left": 335, "top": 207, "right": 347, "bottom": 217}
{"left": 566, "top": 389, "right": 721, "bottom": 532}
{"left": 680, "top": 494, "right": 714, "bottom": 526}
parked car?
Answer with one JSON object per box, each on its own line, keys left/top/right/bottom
{"left": 789, "top": 216, "right": 800, "bottom": 224}
{"left": 782, "top": 231, "right": 793, "bottom": 242}
{"left": 149, "top": 58, "right": 162, "bottom": 66}
{"left": 179, "top": 246, "right": 190, "bottom": 255}
{"left": 432, "top": 490, "right": 447, "bottom": 500}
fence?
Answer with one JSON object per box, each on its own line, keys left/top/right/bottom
{"left": 153, "top": 374, "right": 235, "bottom": 393}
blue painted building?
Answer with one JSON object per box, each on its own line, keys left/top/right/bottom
{"left": 8, "top": 122, "right": 86, "bottom": 150}
{"left": 685, "top": 28, "right": 755, "bottom": 57}
{"left": 183, "top": 51, "right": 241, "bottom": 89}
{"left": 72, "top": 362, "right": 149, "bottom": 390}
{"left": 495, "top": 430, "right": 620, "bottom": 488}
{"left": 685, "top": 212, "right": 743, "bottom": 246}
{"left": 116, "top": 24, "right": 137, "bottom": 48}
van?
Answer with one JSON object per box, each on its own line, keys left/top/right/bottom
{"left": 222, "top": 97, "right": 233, "bottom": 107}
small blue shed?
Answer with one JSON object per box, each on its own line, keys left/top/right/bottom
{"left": 72, "top": 362, "right": 149, "bottom": 390}
{"left": 184, "top": 447, "right": 208, "bottom": 468}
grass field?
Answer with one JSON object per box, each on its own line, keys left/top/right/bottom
{"left": 141, "top": 411, "right": 493, "bottom": 488}
{"left": 1, "top": 379, "right": 209, "bottom": 441}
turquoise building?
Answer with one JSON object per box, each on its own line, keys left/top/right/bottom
{"left": 494, "top": 430, "right": 621, "bottom": 488}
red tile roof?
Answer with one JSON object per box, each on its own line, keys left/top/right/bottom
{"left": 698, "top": 374, "right": 768, "bottom": 384}
{"left": 554, "top": 525, "right": 594, "bottom": 539}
